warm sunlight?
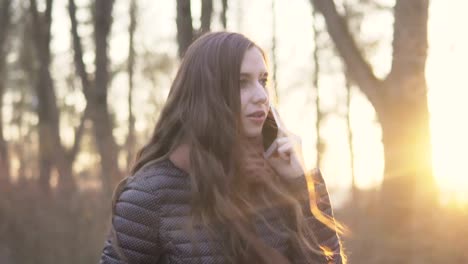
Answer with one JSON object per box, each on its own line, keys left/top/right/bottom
{"left": 427, "top": 0, "right": 468, "bottom": 207}
{"left": 268, "top": 0, "right": 468, "bottom": 208}
{"left": 8, "top": 0, "right": 467, "bottom": 209}
{"left": 3, "top": 0, "right": 468, "bottom": 262}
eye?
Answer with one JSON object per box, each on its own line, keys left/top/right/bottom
{"left": 259, "top": 78, "right": 268, "bottom": 87}
{"left": 240, "top": 79, "right": 249, "bottom": 88}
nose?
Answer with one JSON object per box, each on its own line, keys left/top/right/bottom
{"left": 252, "top": 82, "right": 268, "bottom": 105}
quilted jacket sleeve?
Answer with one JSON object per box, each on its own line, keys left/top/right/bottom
{"left": 286, "top": 169, "right": 344, "bottom": 264}
{"left": 100, "top": 177, "right": 164, "bottom": 264}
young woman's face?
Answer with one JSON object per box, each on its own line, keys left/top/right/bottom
{"left": 239, "top": 47, "right": 269, "bottom": 138}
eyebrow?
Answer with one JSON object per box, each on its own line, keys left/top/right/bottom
{"left": 240, "top": 72, "right": 269, "bottom": 78}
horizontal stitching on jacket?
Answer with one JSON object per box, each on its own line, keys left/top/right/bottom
{"left": 315, "top": 227, "right": 336, "bottom": 242}
{"left": 136, "top": 170, "right": 188, "bottom": 182}
{"left": 171, "top": 240, "right": 218, "bottom": 246}
{"left": 111, "top": 163, "right": 340, "bottom": 262}
{"left": 322, "top": 234, "right": 339, "bottom": 247}
{"left": 179, "top": 254, "right": 225, "bottom": 259}
{"left": 114, "top": 215, "right": 153, "bottom": 230}
{"left": 120, "top": 187, "right": 159, "bottom": 198}
{"left": 102, "top": 253, "right": 125, "bottom": 263}
{"left": 116, "top": 200, "right": 159, "bottom": 215}
{"left": 148, "top": 187, "right": 190, "bottom": 193}
{"left": 117, "top": 229, "right": 158, "bottom": 246}
{"left": 158, "top": 203, "right": 191, "bottom": 208}
{"left": 119, "top": 245, "right": 157, "bottom": 258}
{"left": 125, "top": 186, "right": 190, "bottom": 197}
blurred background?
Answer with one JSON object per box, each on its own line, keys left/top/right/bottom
{"left": 1, "top": 0, "right": 467, "bottom": 263}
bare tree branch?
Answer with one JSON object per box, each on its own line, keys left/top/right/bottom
{"left": 311, "top": 0, "right": 383, "bottom": 107}
{"left": 68, "top": 0, "right": 92, "bottom": 100}
{"left": 67, "top": 104, "right": 90, "bottom": 162}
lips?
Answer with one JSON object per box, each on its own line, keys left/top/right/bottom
{"left": 247, "top": 110, "right": 266, "bottom": 118}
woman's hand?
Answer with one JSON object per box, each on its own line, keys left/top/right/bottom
{"left": 266, "top": 128, "right": 306, "bottom": 180}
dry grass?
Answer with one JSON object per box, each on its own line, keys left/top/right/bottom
{"left": 1, "top": 182, "right": 467, "bottom": 263}
{"left": 0, "top": 181, "right": 111, "bottom": 264}
{"left": 336, "top": 191, "right": 468, "bottom": 264}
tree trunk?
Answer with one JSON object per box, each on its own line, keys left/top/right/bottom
{"left": 271, "top": 0, "right": 279, "bottom": 104}
{"left": 220, "top": 0, "right": 228, "bottom": 29}
{"left": 381, "top": 0, "right": 435, "bottom": 208}
{"left": 0, "top": 71, "right": 10, "bottom": 184}
{"left": 126, "top": 0, "right": 137, "bottom": 171}
{"left": 0, "top": 0, "right": 12, "bottom": 183}
{"left": 30, "top": 0, "right": 52, "bottom": 192}
{"left": 311, "top": 0, "right": 435, "bottom": 244}
{"left": 91, "top": 107, "right": 120, "bottom": 196}
{"left": 176, "top": 0, "right": 214, "bottom": 57}
{"left": 16, "top": 16, "right": 35, "bottom": 181}
{"left": 200, "top": 0, "right": 213, "bottom": 33}
{"left": 176, "top": 0, "right": 194, "bottom": 58}
{"left": 93, "top": 0, "right": 121, "bottom": 196}
{"left": 345, "top": 78, "right": 357, "bottom": 201}
{"left": 311, "top": 0, "right": 435, "bottom": 200}
{"left": 30, "top": 0, "right": 76, "bottom": 193}
{"left": 36, "top": 56, "right": 75, "bottom": 193}
{"left": 377, "top": 91, "right": 434, "bottom": 213}
{"left": 311, "top": 9, "right": 323, "bottom": 168}
{"left": 68, "top": 0, "right": 121, "bottom": 196}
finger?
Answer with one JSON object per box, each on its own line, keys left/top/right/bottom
{"left": 286, "top": 133, "right": 301, "bottom": 144}
{"left": 277, "top": 141, "right": 294, "bottom": 160}
{"left": 293, "top": 134, "right": 301, "bottom": 142}
{"left": 276, "top": 135, "right": 302, "bottom": 148}
{"left": 263, "top": 141, "right": 278, "bottom": 159}
{"left": 277, "top": 127, "right": 289, "bottom": 137}
{"left": 275, "top": 136, "right": 290, "bottom": 147}
{"left": 267, "top": 152, "right": 281, "bottom": 162}
{"left": 278, "top": 150, "right": 289, "bottom": 161}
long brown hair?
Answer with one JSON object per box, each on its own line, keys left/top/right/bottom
{"left": 112, "top": 32, "right": 343, "bottom": 263}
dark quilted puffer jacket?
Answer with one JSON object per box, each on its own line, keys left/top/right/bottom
{"left": 100, "top": 159, "right": 343, "bottom": 263}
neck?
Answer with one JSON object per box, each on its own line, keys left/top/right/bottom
{"left": 169, "top": 143, "right": 191, "bottom": 174}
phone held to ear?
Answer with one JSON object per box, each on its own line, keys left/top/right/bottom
{"left": 262, "top": 104, "right": 282, "bottom": 159}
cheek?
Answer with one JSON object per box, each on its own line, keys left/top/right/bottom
{"left": 264, "top": 90, "right": 270, "bottom": 104}
{"left": 240, "top": 89, "right": 249, "bottom": 111}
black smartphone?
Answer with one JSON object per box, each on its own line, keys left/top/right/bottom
{"left": 262, "top": 105, "right": 281, "bottom": 158}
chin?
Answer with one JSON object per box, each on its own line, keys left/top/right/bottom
{"left": 244, "top": 127, "right": 263, "bottom": 138}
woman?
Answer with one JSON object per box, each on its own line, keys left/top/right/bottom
{"left": 100, "top": 32, "right": 345, "bottom": 264}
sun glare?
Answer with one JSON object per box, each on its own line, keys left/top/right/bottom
{"left": 427, "top": 0, "right": 468, "bottom": 207}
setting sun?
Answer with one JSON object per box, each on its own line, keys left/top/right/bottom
{"left": 427, "top": 0, "right": 468, "bottom": 207}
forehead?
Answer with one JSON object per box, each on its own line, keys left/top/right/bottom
{"left": 240, "top": 47, "right": 267, "bottom": 74}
